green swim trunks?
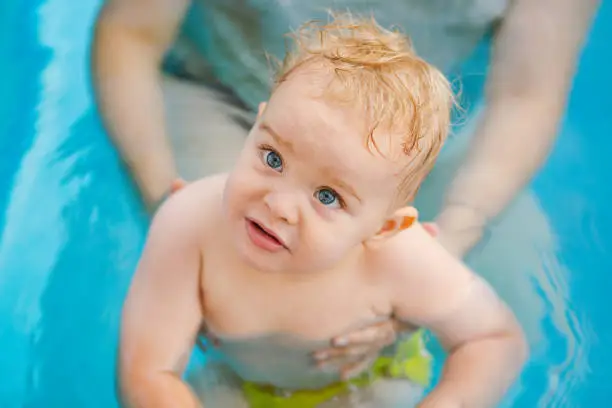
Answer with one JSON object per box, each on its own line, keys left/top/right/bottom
{"left": 242, "top": 329, "right": 432, "bottom": 408}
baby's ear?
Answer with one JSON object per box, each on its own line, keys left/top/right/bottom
{"left": 257, "top": 102, "right": 267, "bottom": 119}
{"left": 370, "top": 206, "right": 418, "bottom": 243}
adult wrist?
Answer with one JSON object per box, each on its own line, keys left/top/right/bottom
{"left": 435, "top": 201, "right": 490, "bottom": 258}
{"left": 437, "top": 200, "right": 488, "bottom": 233}
{"left": 131, "top": 162, "right": 178, "bottom": 210}
{"left": 148, "top": 178, "right": 186, "bottom": 215}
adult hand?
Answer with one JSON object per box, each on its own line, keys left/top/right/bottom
{"left": 312, "top": 222, "right": 439, "bottom": 380}
{"left": 150, "top": 178, "right": 188, "bottom": 214}
{"left": 434, "top": 204, "right": 487, "bottom": 258}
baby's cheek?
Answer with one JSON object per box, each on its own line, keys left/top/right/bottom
{"left": 223, "top": 176, "right": 242, "bottom": 205}
{"left": 300, "top": 223, "right": 332, "bottom": 255}
{"left": 228, "top": 168, "right": 261, "bottom": 199}
{"left": 316, "top": 221, "right": 358, "bottom": 253}
{"left": 312, "top": 201, "right": 335, "bottom": 220}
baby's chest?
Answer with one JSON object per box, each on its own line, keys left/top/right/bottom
{"left": 201, "top": 258, "right": 392, "bottom": 340}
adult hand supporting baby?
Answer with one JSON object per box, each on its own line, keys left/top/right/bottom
{"left": 152, "top": 178, "right": 188, "bottom": 213}
{"left": 312, "top": 224, "right": 439, "bottom": 380}
{"left": 313, "top": 319, "right": 419, "bottom": 380}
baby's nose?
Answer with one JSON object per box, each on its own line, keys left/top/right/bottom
{"left": 264, "top": 192, "right": 300, "bottom": 225}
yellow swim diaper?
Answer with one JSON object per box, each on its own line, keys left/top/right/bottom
{"left": 242, "top": 329, "right": 432, "bottom": 408}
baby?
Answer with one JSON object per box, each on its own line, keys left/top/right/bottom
{"left": 118, "top": 13, "right": 528, "bottom": 408}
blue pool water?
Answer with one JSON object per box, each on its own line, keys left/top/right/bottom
{"left": 0, "top": 1, "right": 610, "bottom": 406}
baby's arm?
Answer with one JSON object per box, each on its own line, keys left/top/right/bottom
{"left": 387, "top": 224, "right": 528, "bottom": 408}
{"left": 119, "top": 190, "right": 204, "bottom": 408}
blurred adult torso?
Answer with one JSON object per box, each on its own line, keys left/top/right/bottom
{"left": 166, "top": 0, "right": 508, "bottom": 110}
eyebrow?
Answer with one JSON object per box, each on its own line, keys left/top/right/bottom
{"left": 260, "top": 123, "right": 294, "bottom": 154}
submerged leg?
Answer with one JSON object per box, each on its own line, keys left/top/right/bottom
{"left": 317, "top": 379, "right": 424, "bottom": 408}
{"left": 187, "top": 363, "right": 250, "bottom": 408}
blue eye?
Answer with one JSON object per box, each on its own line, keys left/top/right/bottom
{"left": 264, "top": 150, "right": 283, "bottom": 171}
{"left": 316, "top": 188, "right": 341, "bottom": 208}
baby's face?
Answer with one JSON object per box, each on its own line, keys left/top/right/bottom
{"left": 223, "top": 73, "right": 401, "bottom": 273}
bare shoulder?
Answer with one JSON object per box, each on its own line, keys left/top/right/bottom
{"left": 370, "top": 223, "right": 481, "bottom": 321}
{"left": 178, "top": 173, "right": 228, "bottom": 204}
{"left": 154, "top": 174, "right": 228, "bottom": 241}
{"left": 370, "top": 222, "right": 471, "bottom": 279}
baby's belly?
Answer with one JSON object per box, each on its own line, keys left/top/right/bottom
{"left": 204, "top": 333, "right": 341, "bottom": 390}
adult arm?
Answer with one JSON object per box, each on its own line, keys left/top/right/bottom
{"left": 92, "top": 0, "right": 191, "bottom": 210}
{"left": 437, "top": 0, "right": 601, "bottom": 257}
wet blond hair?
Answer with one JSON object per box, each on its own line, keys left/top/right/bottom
{"left": 272, "top": 12, "right": 456, "bottom": 202}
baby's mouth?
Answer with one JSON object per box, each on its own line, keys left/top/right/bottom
{"left": 247, "top": 219, "right": 287, "bottom": 249}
